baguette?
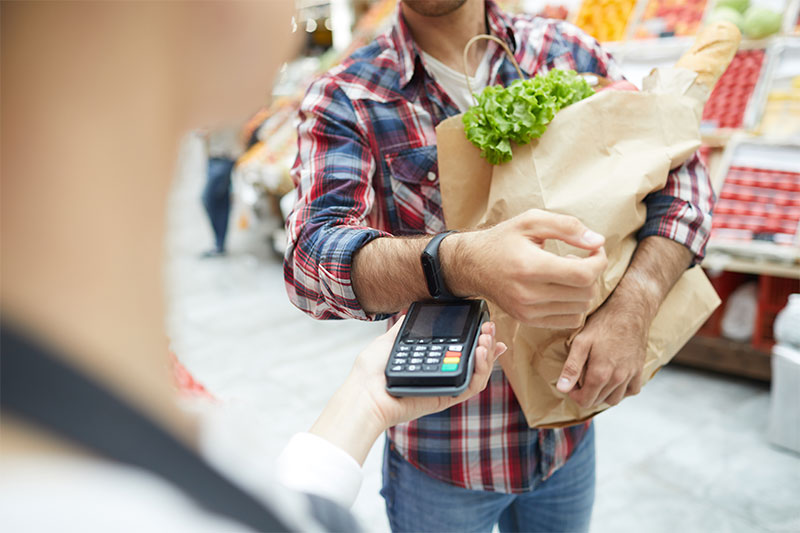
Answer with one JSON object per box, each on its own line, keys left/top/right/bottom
{"left": 675, "top": 21, "right": 742, "bottom": 91}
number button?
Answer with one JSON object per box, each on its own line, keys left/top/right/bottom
{"left": 407, "top": 365, "right": 419, "bottom": 372}
{"left": 410, "top": 358, "right": 423, "bottom": 364}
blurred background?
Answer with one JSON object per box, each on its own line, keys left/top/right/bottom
{"left": 154, "top": 0, "right": 798, "bottom": 530}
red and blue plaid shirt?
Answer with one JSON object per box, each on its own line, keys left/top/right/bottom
{"left": 285, "top": 1, "right": 713, "bottom": 493}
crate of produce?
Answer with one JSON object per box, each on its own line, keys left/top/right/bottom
{"left": 707, "top": 137, "right": 800, "bottom": 264}
{"left": 613, "top": 40, "right": 771, "bottom": 136}
{"left": 629, "top": 0, "right": 710, "bottom": 39}
{"left": 574, "top": 0, "right": 639, "bottom": 41}
{"left": 700, "top": 45, "right": 772, "bottom": 132}
{"left": 703, "top": 0, "right": 787, "bottom": 40}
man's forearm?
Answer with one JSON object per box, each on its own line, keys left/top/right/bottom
{"left": 557, "top": 235, "right": 693, "bottom": 403}
{"left": 351, "top": 233, "right": 482, "bottom": 315}
{"left": 606, "top": 235, "right": 693, "bottom": 322}
{"left": 351, "top": 210, "right": 609, "bottom": 323}
{"left": 351, "top": 236, "right": 432, "bottom": 314}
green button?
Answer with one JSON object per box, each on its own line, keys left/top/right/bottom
{"left": 441, "top": 364, "right": 458, "bottom": 372}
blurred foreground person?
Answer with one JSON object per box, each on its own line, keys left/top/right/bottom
{"left": 0, "top": 2, "right": 505, "bottom": 531}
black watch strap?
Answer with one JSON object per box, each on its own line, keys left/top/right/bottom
{"left": 421, "top": 230, "right": 458, "bottom": 300}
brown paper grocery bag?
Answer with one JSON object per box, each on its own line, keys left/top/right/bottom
{"left": 436, "top": 69, "right": 720, "bottom": 428}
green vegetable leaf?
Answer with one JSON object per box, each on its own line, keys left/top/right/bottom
{"left": 462, "top": 69, "right": 594, "bottom": 165}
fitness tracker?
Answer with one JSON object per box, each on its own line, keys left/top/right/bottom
{"left": 421, "top": 230, "right": 458, "bottom": 300}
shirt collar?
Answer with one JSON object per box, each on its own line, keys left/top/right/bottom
{"left": 391, "top": 0, "right": 517, "bottom": 88}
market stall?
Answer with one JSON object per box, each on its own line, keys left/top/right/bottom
{"left": 231, "top": 0, "right": 798, "bottom": 377}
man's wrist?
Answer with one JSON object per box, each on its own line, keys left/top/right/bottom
{"left": 608, "top": 271, "right": 662, "bottom": 323}
{"left": 609, "top": 236, "right": 694, "bottom": 323}
{"left": 438, "top": 232, "right": 475, "bottom": 298}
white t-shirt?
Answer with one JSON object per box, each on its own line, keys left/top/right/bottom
{"left": 421, "top": 45, "right": 494, "bottom": 112}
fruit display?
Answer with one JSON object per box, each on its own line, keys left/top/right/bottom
{"left": 575, "top": 0, "right": 638, "bottom": 42}
{"left": 708, "top": 6, "right": 745, "bottom": 27}
{"left": 711, "top": 166, "right": 800, "bottom": 247}
{"left": 705, "top": 0, "right": 784, "bottom": 39}
{"left": 741, "top": 5, "right": 783, "bottom": 38}
{"left": 701, "top": 48, "right": 766, "bottom": 129}
{"left": 632, "top": 0, "right": 709, "bottom": 38}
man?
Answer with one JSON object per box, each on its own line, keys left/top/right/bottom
{"left": 284, "top": 0, "right": 713, "bottom": 530}
{"left": 201, "top": 128, "right": 242, "bottom": 257}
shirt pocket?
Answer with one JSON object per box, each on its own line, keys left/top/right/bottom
{"left": 384, "top": 145, "right": 446, "bottom": 235}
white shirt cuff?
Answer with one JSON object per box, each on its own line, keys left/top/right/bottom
{"left": 276, "top": 432, "right": 363, "bottom": 509}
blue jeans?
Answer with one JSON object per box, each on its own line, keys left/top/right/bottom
{"left": 202, "top": 157, "right": 234, "bottom": 253}
{"left": 381, "top": 424, "right": 595, "bottom": 533}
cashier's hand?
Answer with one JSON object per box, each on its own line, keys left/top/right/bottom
{"left": 556, "top": 294, "right": 649, "bottom": 408}
{"left": 359, "top": 319, "right": 507, "bottom": 430}
{"left": 445, "top": 209, "right": 607, "bottom": 329}
{"left": 308, "top": 318, "right": 506, "bottom": 466}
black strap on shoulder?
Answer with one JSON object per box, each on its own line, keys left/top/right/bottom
{"left": 0, "top": 323, "right": 292, "bottom": 532}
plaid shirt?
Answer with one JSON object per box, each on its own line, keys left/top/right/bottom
{"left": 285, "top": 1, "right": 713, "bottom": 492}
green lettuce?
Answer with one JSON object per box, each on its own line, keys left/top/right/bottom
{"left": 462, "top": 69, "right": 594, "bottom": 165}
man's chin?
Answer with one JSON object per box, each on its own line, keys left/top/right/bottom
{"left": 403, "top": 0, "right": 468, "bottom": 17}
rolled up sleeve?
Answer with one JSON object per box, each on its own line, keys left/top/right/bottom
{"left": 284, "top": 76, "right": 391, "bottom": 321}
{"left": 638, "top": 152, "right": 715, "bottom": 263}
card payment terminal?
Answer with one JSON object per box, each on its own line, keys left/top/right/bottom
{"left": 385, "top": 299, "right": 490, "bottom": 397}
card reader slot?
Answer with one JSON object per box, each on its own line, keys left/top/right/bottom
{"left": 386, "top": 371, "right": 467, "bottom": 387}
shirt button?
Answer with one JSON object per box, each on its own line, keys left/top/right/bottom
{"left": 427, "top": 171, "right": 436, "bottom": 182}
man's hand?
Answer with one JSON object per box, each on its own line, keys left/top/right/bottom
{"left": 444, "top": 209, "right": 608, "bottom": 329}
{"left": 555, "top": 236, "right": 694, "bottom": 408}
{"left": 557, "top": 295, "right": 649, "bottom": 407}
